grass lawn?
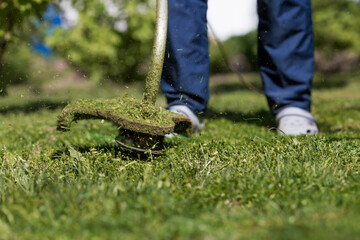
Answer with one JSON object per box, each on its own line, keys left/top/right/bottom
{"left": 0, "top": 71, "right": 359, "bottom": 239}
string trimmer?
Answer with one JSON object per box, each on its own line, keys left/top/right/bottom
{"left": 57, "top": 0, "right": 192, "bottom": 155}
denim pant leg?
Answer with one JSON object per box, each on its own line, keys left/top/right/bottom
{"left": 257, "top": 0, "right": 314, "bottom": 115}
{"left": 161, "top": 0, "right": 210, "bottom": 115}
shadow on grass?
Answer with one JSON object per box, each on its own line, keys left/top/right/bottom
{"left": 205, "top": 108, "right": 276, "bottom": 129}
{"left": 210, "top": 71, "right": 352, "bottom": 95}
{"left": 51, "top": 143, "right": 165, "bottom": 161}
{"left": 211, "top": 82, "right": 263, "bottom": 95}
{"left": 325, "top": 135, "right": 360, "bottom": 141}
{"left": 312, "top": 72, "right": 352, "bottom": 89}
{"left": 0, "top": 100, "right": 68, "bottom": 114}
{"left": 319, "top": 122, "right": 360, "bottom": 136}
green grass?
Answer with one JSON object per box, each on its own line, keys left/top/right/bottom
{"left": 0, "top": 72, "right": 359, "bottom": 239}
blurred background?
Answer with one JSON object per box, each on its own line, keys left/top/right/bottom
{"left": 0, "top": 0, "right": 360, "bottom": 97}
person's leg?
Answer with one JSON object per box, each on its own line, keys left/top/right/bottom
{"left": 161, "top": 0, "right": 209, "bottom": 116}
{"left": 257, "top": 0, "right": 317, "bottom": 135}
{"left": 257, "top": 0, "right": 314, "bottom": 115}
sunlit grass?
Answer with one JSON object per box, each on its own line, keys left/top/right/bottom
{"left": 0, "top": 72, "right": 359, "bottom": 239}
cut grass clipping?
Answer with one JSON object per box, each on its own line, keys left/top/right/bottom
{"left": 57, "top": 96, "right": 192, "bottom": 153}
{"left": 57, "top": 96, "right": 191, "bottom": 136}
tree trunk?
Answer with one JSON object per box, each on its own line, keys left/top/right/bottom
{"left": 0, "top": 38, "right": 8, "bottom": 96}
{"left": 0, "top": 16, "right": 15, "bottom": 96}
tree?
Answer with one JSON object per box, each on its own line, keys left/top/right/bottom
{"left": 46, "top": 0, "right": 156, "bottom": 83}
{"left": 0, "top": 0, "right": 50, "bottom": 95}
{"left": 312, "top": 0, "right": 360, "bottom": 56}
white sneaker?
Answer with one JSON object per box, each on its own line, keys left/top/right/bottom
{"left": 276, "top": 107, "right": 318, "bottom": 136}
{"left": 168, "top": 105, "right": 204, "bottom": 133}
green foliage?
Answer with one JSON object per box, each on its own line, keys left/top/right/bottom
{"left": 0, "top": 42, "right": 68, "bottom": 91}
{"left": 1, "top": 43, "right": 34, "bottom": 87}
{"left": 0, "top": 72, "right": 359, "bottom": 238}
{"left": 224, "top": 31, "right": 258, "bottom": 68}
{"left": 209, "top": 43, "right": 228, "bottom": 74}
{"left": 312, "top": 0, "right": 360, "bottom": 55}
{"left": 46, "top": 0, "right": 156, "bottom": 83}
{"left": 210, "top": 31, "right": 258, "bottom": 74}
{"left": 0, "top": 0, "right": 50, "bottom": 95}
{"left": 0, "top": 0, "right": 49, "bottom": 39}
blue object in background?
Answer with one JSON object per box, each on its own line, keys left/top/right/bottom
{"left": 31, "top": 41, "right": 53, "bottom": 57}
{"left": 31, "top": 5, "right": 62, "bottom": 57}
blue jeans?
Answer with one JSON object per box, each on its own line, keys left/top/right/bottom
{"left": 161, "top": 0, "right": 314, "bottom": 115}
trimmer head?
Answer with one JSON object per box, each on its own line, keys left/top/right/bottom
{"left": 57, "top": 0, "right": 184, "bottom": 154}
{"left": 57, "top": 97, "right": 192, "bottom": 154}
